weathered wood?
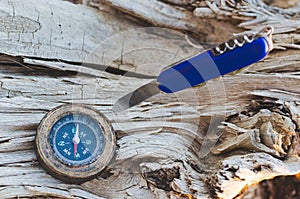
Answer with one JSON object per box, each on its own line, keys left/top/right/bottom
{"left": 0, "top": 0, "right": 139, "bottom": 62}
{"left": 1, "top": 56, "right": 299, "bottom": 199}
{"left": 240, "top": 174, "right": 300, "bottom": 199}
{"left": 0, "top": 0, "right": 202, "bottom": 77}
{"left": 0, "top": 0, "right": 299, "bottom": 199}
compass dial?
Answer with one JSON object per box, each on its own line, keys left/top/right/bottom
{"left": 36, "top": 104, "right": 116, "bottom": 183}
{"left": 49, "top": 114, "right": 104, "bottom": 166}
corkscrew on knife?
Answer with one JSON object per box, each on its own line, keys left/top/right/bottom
{"left": 113, "top": 26, "right": 274, "bottom": 113}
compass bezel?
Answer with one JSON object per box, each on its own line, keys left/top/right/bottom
{"left": 36, "top": 104, "right": 116, "bottom": 183}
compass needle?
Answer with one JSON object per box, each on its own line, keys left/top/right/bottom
{"left": 73, "top": 124, "right": 80, "bottom": 157}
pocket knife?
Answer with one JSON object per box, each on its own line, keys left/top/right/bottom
{"left": 113, "top": 26, "right": 274, "bottom": 112}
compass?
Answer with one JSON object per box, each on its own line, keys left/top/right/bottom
{"left": 35, "top": 104, "right": 116, "bottom": 183}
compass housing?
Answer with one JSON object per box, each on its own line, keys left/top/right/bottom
{"left": 36, "top": 104, "right": 116, "bottom": 183}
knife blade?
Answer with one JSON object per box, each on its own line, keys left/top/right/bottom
{"left": 113, "top": 26, "right": 274, "bottom": 113}
{"left": 113, "top": 80, "right": 160, "bottom": 112}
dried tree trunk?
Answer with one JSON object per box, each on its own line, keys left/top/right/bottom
{"left": 0, "top": 0, "right": 299, "bottom": 198}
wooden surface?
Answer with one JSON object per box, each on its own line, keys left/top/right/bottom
{"left": 0, "top": 0, "right": 299, "bottom": 198}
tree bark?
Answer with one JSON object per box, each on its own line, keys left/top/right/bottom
{"left": 0, "top": 0, "right": 299, "bottom": 198}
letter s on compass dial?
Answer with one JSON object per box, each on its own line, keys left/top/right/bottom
{"left": 35, "top": 104, "right": 116, "bottom": 183}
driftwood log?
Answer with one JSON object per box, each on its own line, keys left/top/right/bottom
{"left": 0, "top": 0, "right": 299, "bottom": 198}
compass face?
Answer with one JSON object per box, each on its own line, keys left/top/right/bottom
{"left": 35, "top": 104, "right": 116, "bottom": 183}
{"left": 49, "top": 114, "right": 104, "bottom": 166}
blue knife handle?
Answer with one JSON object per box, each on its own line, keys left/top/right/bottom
{"left": 157, "top": 27, "right": 273, "bottom": 93}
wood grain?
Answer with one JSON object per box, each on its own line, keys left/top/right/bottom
{"left": 0, "top": 0, "right": 299, "bottom": 198}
